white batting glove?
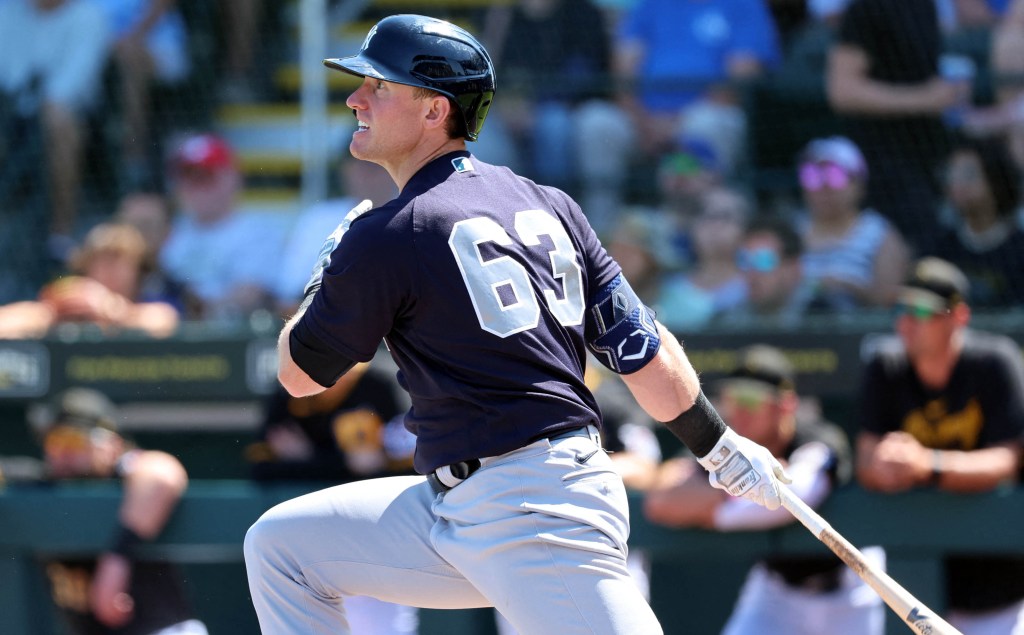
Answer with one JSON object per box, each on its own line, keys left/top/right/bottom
{"left": 697, "top": 428, "right": 791, "bottom": 510}
{"left": 302, "top": 199, "right": 373, "bottom": 296}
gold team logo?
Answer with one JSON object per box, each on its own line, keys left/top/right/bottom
{"left": 902, "top": 398, "right": 983, "bottom": 450}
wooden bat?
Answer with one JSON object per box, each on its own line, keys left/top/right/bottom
{"left": 779, "top": 486, "right": 962, "bottom": 635}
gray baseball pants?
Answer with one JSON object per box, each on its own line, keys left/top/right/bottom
{"left": 244, "top": 426, "right": 663, "bottom": 634}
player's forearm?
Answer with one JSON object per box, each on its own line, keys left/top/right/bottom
{"left": 120, "top": 451, "right": 188, "bottom": 538}
{"left": 621, "top": 323, "right": 700, "bottom": 422}
{"left": 932, "top": 445, "right": 1020, "bottom": 493}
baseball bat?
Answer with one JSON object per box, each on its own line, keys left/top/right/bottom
{"left": 779, "top": 486, "right": 962, "bottom": 635}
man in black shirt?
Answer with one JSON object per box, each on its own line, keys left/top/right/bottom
{"left": 857, "top": 257, "right": 1024, "bottom": 633}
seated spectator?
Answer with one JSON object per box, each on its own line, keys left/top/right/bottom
{"left": 933, "top": 135, "right": 1024, "bottom": 307}
{"left": 160, "top": 133, "right": 283, "bottom": 321}
{"left": 644, "top": 345, "right": 884, "bottom": 635}
{"left": 724, "top": 215, "right": 818, "bottom": 327}
{"left": 794, "top": 136, "right": 911, "bottom": 310}
{"left": 657, "top": 187, "right": 751, "bottom": 331}
{"left": 114, "top": 191, "right": 195, "bottom": 313}
{"left": 93, "top": 0, "right": 191, "bottom": 189}
{"left": 855, "top": 256, "right": 1024, "bottom": 632}
{"left": 0, "top": 222, "right": 180, "bottom": 338}
{"left": 274, "top": 156, "right": 397, "bottom": 315}
{"left": 30, "top": 387, "right": 209, "bottom": 634}
{"left": 0, "top": 0, "right": 111, "bottom": 260}
{"left": 603, "top": 208, "right": 681, "bottom": 307}
{"left": 245, "top": 354, "right": 419, "bottom": 635}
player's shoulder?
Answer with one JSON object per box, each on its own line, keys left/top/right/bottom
{"left": 962, "top": 329, "right": 1024, "bottom": 368}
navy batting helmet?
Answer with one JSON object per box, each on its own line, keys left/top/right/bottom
{"left": 324, "top": 14, "right": 496, "bottom": 141}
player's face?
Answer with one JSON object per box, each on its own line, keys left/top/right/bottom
{"left": 346, "top": 77, "right": 430, "bottom": 167}
{"left": 42, "top": 426, "right": 119, "bottom": 479}
{"left": 719, "top": 381, "right": 782, "bottom": 446}
{"left": 895, "top": 304, "right": 960, "bottom": 358}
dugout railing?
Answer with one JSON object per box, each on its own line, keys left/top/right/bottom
{"left": 0, "top": 482, "right": 1021, "bottom": 635}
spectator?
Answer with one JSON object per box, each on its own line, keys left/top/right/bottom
{"left": 0, "top": 221, "right": 180, "bottom": 338}
{"left": 605, "top": 0, "right": 781, "bottom": 220}
{"left": 657, "top": 186, "right": 750, "bottom": 332}
{"left": 827, "top": 0, "right": 969, "bottom": 255}
{"left": 933, "top": 135, "right": 1024, "bottom": 307}
{"left": 0, "top": 0, "right": 111, "bottom": 260}
{"left": 603, "top": 208, "right": 680, "bottom": 307}
{"left": 794, "top": 136, "right": 911, "bottom": 310}
{"left": 725, "top": 215, "right": 818, "bottom": 327}
{"left": 481, "top": 0, "right": 620, "bottom": 218}
{"left": 114, "top": 191, "right": 194, "bottom": 313}
{"left": 245, "top": 353, "right": 419, "bottom": 635}
{"left": 93, "top": 0, "right": 191, "bottom": 190}
{"left": 644, "top": 344, "right": 883, "bottom": 635}
{"left": 274, "top": 157, "right": 397, "bottom": 315}
{"left": 160, "top": 133, "right": 283, "bottom": 321}
{"left": 856, "top": 256, "right": 1024, "bottom": 633}
{"left": 31, "top": 387, "right": 208, "bottom": 635}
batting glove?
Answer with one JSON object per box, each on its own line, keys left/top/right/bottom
{"left": 697, "top": 428, "right": 791, "bottom": 510}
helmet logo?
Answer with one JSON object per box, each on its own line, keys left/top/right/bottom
{"left": 361, "top": 24, "right": 378, "bottom": 51}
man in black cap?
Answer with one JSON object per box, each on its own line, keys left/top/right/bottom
{"left": 643, "top": 345, "right": 883, "bottom": 635}
{"left": 856, "top": 257, "right": 1024, "bottom": 633}
{"left": 33, "top": 388, "right": 209, "bottom": 635}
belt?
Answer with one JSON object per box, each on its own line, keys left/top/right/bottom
{"left": 427, "top": 425, "right": 600, "bottom": 495}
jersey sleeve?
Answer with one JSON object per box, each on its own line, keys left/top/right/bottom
{"left": 295, "top": 211, "right": 413, "bottom": 363}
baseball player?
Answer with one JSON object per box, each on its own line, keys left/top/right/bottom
{"left": 34, "top": 388, "right": 208, "bottom": 635}
{"left": 245, "top": 14, "right": 790, "bottom": 635}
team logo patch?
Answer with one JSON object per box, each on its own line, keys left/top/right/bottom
{"left": 452, "top": 157, "right": 475, "bottom": 173}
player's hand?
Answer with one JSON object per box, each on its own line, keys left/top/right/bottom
{"left": 697, "top": 428, "right": 791, "bottom": 510}
{"left": 302, "top": 199, "right": 373, "bottom": 297}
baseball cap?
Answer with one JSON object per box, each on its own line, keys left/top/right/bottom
{"left": 720, "top": 345, "right": 796, "bottom": 392}
{"left": 799, "top": 136, "right": 867, "bottom": 178}
{"left": 172, "top": 134, "right": 235, "bottom": 175}
{"left": 42, "top": 388, "right": 120, "bottom": 434}
{"left": 897, "top": 257, "right": 970, "bottom": 312}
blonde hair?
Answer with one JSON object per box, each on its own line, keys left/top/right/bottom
{"left": 69, "top": 223, "right": 149, "bottom": 274}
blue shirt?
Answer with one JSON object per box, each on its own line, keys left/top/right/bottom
{"left": 618, "top": 0, "right": 781, "bottom": 112}
{"left": 297, "top": 152, "right": 620, "bottom": 473}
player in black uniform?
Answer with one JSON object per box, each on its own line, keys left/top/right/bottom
{"left": 244, "top": 14, "right": 790, "bottom": 635}
{"left": 856, "top": 257, "right": 1024, "bottom": 634}
{"left": 35, "top": 388, "right": 207, "bottom": 635}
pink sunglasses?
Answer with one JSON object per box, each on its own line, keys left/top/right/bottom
{"left": 799, "top": 163, "right": 851, "bottom": 191}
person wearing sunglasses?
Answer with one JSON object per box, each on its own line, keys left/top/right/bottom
{"left": 30, "top": 387, "right": 209, "bottom": 635}
{"left": 726, "top": 215, "right": 819, "bottom": 328}
{"left": 794, "top": 136, "right": 911, "bottom": 311}
{"left": 644, "top": 345, "right": 883, "bottom": 635}
{"left": 856, "top": 257, "right": 1024, "bottom": 634}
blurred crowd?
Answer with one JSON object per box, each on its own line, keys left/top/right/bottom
{"left": 2, "top": 1, "right": 1024, "bottom": 634}
{"left": 1, "top": 0, "right": 1024, "bottom": 334}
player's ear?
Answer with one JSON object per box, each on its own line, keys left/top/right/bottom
{"left": 423, "top": 94, "right": 451, "bottom": 131}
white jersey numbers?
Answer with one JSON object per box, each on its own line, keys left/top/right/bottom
{"left": 449, "top": 209, "right": 586, "bottom": 337}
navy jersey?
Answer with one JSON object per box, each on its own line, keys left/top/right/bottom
{"left": 296, "top": 151, "right": 620, "bottom": 473}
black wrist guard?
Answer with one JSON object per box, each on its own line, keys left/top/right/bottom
{"left": 109, "top": 523, "right": 144, "bottom": 559}
{"left": 664, "top": 391, "right": 727, "bottom": 458}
